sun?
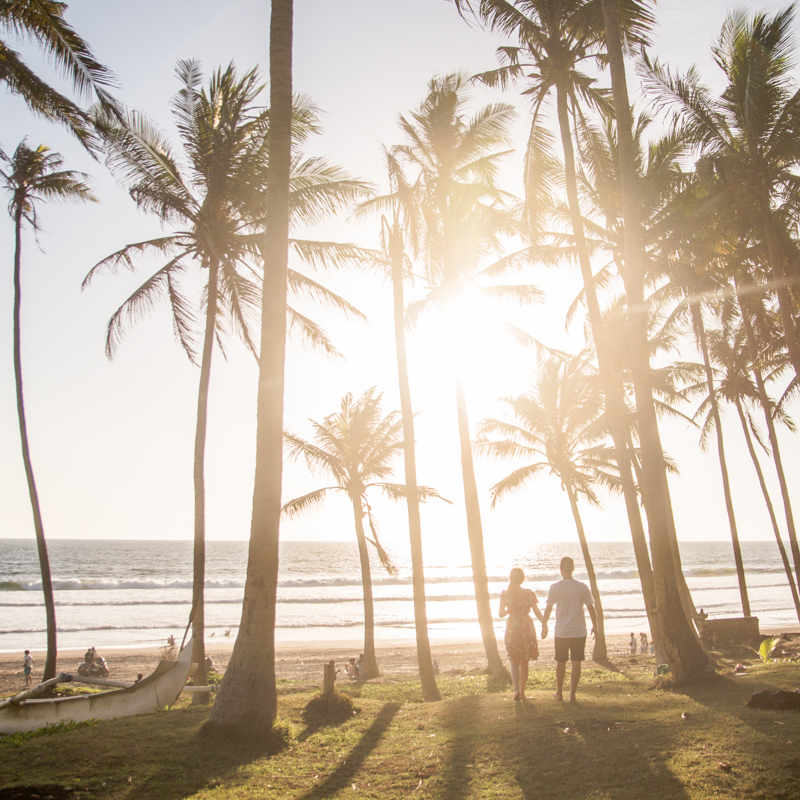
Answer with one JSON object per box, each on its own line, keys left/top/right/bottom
{"left": 407, "top": 289, "right": 531, "bottom": 413}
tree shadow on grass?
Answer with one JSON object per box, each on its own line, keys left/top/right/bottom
{"left": 437, "top": 688, "right": 693, "bottom": 800}
{"left": 436, "top": 694, "right": 485, "bottom": 800}
{"left": 111, "top": 710, "right": 267, "bottom": 800}
{"left": 295, "top": 702, "right": 400, "bottom": 799}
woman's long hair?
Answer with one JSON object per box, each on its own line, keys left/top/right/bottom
{"left": 507, "top": 568, "right": 525, "bottom": 604}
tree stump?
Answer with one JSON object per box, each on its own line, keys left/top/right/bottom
{"left": 323, "top": 659, "right": 337, "bottom": 697}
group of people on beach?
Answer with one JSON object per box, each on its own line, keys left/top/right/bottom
{"left": 500, "top": 556, "right": 600, "bottom": 703}
{"left": 630, "top": 631, "right": 654, "bottom": 655}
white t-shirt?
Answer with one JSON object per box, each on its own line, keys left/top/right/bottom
{"left": 546, "top": 578, "right": 594, "bottom": 638}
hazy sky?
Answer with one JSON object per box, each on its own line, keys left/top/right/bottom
{"left": 1, "top": 1, "right": 799, "bottom": 562}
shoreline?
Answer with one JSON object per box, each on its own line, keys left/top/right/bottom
{"left": 0, "top": 632, "right": 628, "bottom": 697}
{"left": 3, "top": 625, "right": 796, "bottom": 698}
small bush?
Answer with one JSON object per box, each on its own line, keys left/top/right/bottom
{"left": 302, "top": 690, "right": 358, "bottom": 725}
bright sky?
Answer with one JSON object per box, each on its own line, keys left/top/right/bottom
{"left": 1, "top": 1, "right": 799, "bottom": 561}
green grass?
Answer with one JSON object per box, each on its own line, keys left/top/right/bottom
{"left": 2, "top": 660, "right": 800, "bottom": 799}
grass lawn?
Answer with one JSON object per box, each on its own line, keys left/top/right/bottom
{"left": 2, "top": 657, "right": 800, "bottom": 799}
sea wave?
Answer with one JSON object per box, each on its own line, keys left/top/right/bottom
{"left": 3, "top": 580, "right": 796, "bottom": 608}
{"left": 3, "top": 564, "right": 790, "bottom": 593}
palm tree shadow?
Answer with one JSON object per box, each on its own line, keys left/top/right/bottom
{"left": 438, "top": 694, "right": 482, "bottom": 800}
{"left": 123, "top": 719, "right": 268, "bottom": 800}
{"left": 296, "top": 702, "right": 400, "bottom": 799}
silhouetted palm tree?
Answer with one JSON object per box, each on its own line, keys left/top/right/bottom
{"left": 1, "top": 0, "right": 117, "bottom": 146}
{"left": 85, "top": 61, "right": 368, "bottom": 697}
{"left": 644, "top": 6, "right": 800, "bottom": 379}
{"left": 283, "top": 388, "right": 446, "bottom": 678}
{"left": 207, "top": 0, "right": 295, "bottom": 736}
{"left": 2, "top": 141, "right": 94, "bottom": 680}
{"left": 356, "top": 150, "right": 442, "bottom": 699}
{"left": 394, "top": 73, "right": 539, "bottom": 680}
{"left": 475, "top": 352, "right": 612, "bottom": 659}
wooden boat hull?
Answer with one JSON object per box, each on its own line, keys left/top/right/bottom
{"left": 0, "top": 640, "right": 193, "bottom": 734}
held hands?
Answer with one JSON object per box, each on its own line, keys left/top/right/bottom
{"left": 540, "top": 623, "right": 548, "bottom": 640}
{"left": 591, "top": 627, "right": 596, "bottom": 639}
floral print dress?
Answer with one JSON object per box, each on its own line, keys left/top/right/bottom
{"left": 502, "top": 588, "right": 539, "bottom": 661}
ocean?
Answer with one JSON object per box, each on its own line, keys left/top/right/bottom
{"left": 1, "top": 538, "right": 797, "bottom": 654}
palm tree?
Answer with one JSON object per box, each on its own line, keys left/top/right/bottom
{"left": 643, "top": 6, "right": 800, "bottom": 380}
{"left": 394, "top": 73, "right": 539, "bottom": 681}
{"left": 355, "top": 151, "right": 441, "bottom": 699}
{"left": 451, "top": 0, "right": 683, "bottom": 664}
{"left": 461, "top": 0, "right": 708, "bottom": 678}
{"left": 84, "top": 62, "right": 368, "bottom": 699}
{"left": 474, "top": 352, "right": 612, "bottom": 660}
{"left": 2, "top": 141, "right": 95, "bottom": 681}
{"left": 735, "top": 287, "right": 800, "bottom": 587}
{"left": 207, "top": 0, "right": 294, "bottom": 736}
{"left": 1, "top": 0, "right": 117, "bottom": 146}
{"left": 682, "top": 321, "right": 800, "bottom": 621}
{"left": 282, "top": 388, "right": 446, "bottom": 678}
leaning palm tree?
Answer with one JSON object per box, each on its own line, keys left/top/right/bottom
{"left": 2, "top": 141, "right": 95, "bottom": 681}
{"left": 84, "top": 61, "right": 368, "bottom": 698}
{"left": 282, "top": 387, "right": 446, "bottom": 679}
{"left": 475, "top": 352, "right": 611, "bottom": 660}
{"left": 1, "top": 0, "right": 117, "bottom": 146}
{"left": 394, "top": 73, "right": 540, "bottom": 681}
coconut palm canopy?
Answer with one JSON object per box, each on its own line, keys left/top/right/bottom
{"left": 1, "top": 0, "right": 800, "bottom": 578}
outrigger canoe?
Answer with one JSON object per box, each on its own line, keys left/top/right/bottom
{"left": 0, "top": 637, "right": 193, "bottom": 734}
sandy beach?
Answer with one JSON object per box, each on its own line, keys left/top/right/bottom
{"left": 5, "top": 623, "right": 797, "bottom": 699}
{"left": 0, "top": 631, "right": 655, "bottom": 697}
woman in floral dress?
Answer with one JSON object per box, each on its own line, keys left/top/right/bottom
{"left": 499, "top": 568, "right": 545, "bottom": 701}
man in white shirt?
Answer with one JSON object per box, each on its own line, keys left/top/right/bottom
{"left": 541, "top": 556, "right": 597, "bottom": 703}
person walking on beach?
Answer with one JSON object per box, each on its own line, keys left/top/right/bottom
{"left": 541, "top": 557, "right": 597, "bottom": 703}
{"left": 23, "top": 650, "right": 34, "bottom": 686}
{"left": 499, "top": 568, "right": 545, "bottom": 702}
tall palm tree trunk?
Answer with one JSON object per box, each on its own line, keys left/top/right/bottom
{"left": 190, "top": 257, "right": 220, "bottom": 703}
{"left": 733, "top": 399, "right": 800, "bottom": 621}
{"left": 761, "top": 213, "right": 800, "bottom": 378}
{"left": 207, "top": 0, "right": 293, "bottom": 735}
{"left": 352, "top": 497, "right": 380, "bottom": 679}
{"left": 628, "top": 433, "right": 700, "bottom": 632}
{"left": 553, "top": 77, "right": 663, "bottom": 655}
{"left": 389, "top": 225, "right": 440, "bottom": 700}
{"left": 738, "top": 290, "right": 800, "bottom": 585}
{"left": 13, "top": 207, "right": 57, "bottom": 681}
{"left": 599, "top": 0, "right": 708, "bottom": 680}
{"left": 691, "top": 304, "right": 750, "bottom": 616}
{"left": 563, "top": 481, "right": 607, "bottom": 661}
{"left": 455, "top": 377, "right": 507, "bottom": 680}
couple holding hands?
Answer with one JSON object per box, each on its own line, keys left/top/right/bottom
{"left": 499, "top": 556, "right": 597, "bottom": 703}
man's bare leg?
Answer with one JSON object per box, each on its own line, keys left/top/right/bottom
{"left": 569, "top": 660, "right": 582, "bottom": 703}
{"left": 554, "top": 661, "right": 566, "bottom": 700}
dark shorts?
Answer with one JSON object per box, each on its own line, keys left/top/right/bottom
{"left": 554, "top": 636, "right": 586, "bottom": 663}
{"left": 23, "top": 666, "right": 31, "bottom": 676}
